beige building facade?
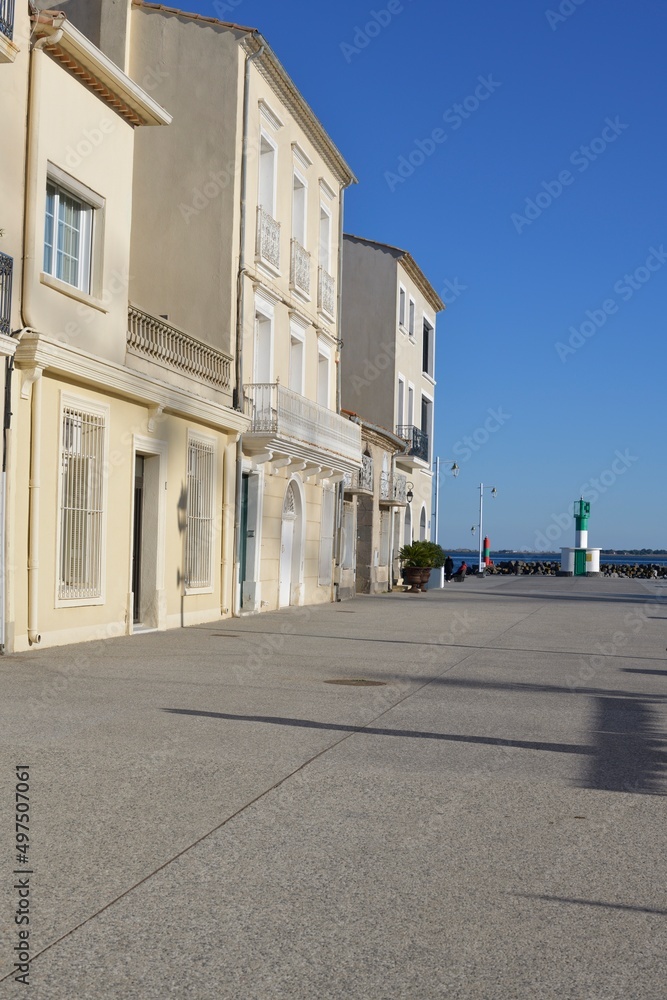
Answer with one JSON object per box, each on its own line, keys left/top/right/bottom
{"left": 1, "top": 0, "right": 362, "bottom": 652}
{"left": 340, "top": 235, "right": 444, "bottom": 574}
{"left": 1, "top": 3, "right": 247, "bottom": 652}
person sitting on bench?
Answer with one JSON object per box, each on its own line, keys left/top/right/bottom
{"left": 454, "top": 560, "right": 467, "bottom": 583}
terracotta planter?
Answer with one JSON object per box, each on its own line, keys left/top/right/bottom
{"left": 402, "top": 566, "right": 424, "bottom": 593}
{"left": 419, "top": 568, "right": 432, "bottom": 591}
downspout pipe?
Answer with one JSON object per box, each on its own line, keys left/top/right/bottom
{"left": 20, "top": 36, "right": 57, "bottom": 646}
{"left": 232, "top": 36, "right": 264, "bottom": 617}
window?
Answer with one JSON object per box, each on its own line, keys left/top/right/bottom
{"left": 185, "top": 435, "right": 215, "bottom": 591}
{"left": 419, "top": 505, "right": 427, "bottom": 541}
{"left": 423, "top": 318, "right": 434, "bottom": 377}
{"left": 292, "top": 172, "right": 307, "bottom": 247}
{"left": 421, "top": 393, "right": 433, "bottom": 463}
{"left": 408, "top": 298, "right": 415, "bottom": 338}
{"left": 258, "top": 133, "right": 276, "bottom": 216}
{"left": 44, "top": 179, "right": 95, "bottom": 293}
{"left": 317, "top": 342, "right": 330, "bottom": 408}
{"left": 398, "top": 286, "right": 406, "bottom": 328}
{"left": 397, "top": 376, "right": 405, "bottom": 425}
{"left": 407, "top": 384, "right": 414, "bottom": 426}
{"left": 318, "top": 486, "right": 335, "bottom": 585}
{"left": 319, "top": 204, "right": 331, "bottom": 273}
{"left": 289, "top": 321, "right": 305, "bottom": 395}
{"left": 58, "top": 400, "right": 107, "bottom": 602}
{"left": 254, "top": 296, "right": 274, "bottom": 383}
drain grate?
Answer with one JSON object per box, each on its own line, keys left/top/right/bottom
{"left": 324, "top": 678, "right": 387, "bottom": 687}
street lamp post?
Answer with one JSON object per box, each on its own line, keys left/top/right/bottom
{"left": 432, "top": 458, "right": 459, "bottom": 590}
{"left": 471, "top": 482, "right": 497, "bottom": 574}
{"left": 432, "top": 458, "right": 460, "bottom": 546}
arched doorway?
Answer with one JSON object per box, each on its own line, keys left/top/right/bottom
{"left": 419, "top": 505, "right": 427, "bottom": 541}
{"left": 279, "top": 478, "right": 304, "bottom": 607}
{"left": 403, "top": 504, "right": 412, "bottom": 547}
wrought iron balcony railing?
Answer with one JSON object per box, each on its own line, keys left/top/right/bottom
{"left": 379, "top": 471, "right": 408, "bottom": 506}
{"left": 256, "top": 206, "right": 280, "bottom": 270}
{"left": 290, "top": 239, "right": 311, "bottom": 296}
{"left": 318, "top": 265, "right": 335, "bottom": 317}
{"left": 244, "top": 382, "right": 361, "bottom": 466}
{"left": 396, "top": 425, "right": 429, "bottom": 463}
{"left": 127, "top": 306, "right": 232, "bottom": 391}
{"left": 344, "top": 453, "right": 373, "bottom": 494}
{"left": 0, "top": 252, "right": 13, "bottom": 336}
{"left": 1, "top": 0, "right": 14, "bottom": 40}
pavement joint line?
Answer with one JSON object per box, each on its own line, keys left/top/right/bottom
{"left": 1, "top": 603, "right": 546, "bottom": 978}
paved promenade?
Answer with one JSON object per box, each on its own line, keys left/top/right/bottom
{"left": 1, "top": 576, "right": 666, "bottom": 998}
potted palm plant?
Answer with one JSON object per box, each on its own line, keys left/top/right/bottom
{"left": 399, "top": 541, "right": 446, "bottom": 592}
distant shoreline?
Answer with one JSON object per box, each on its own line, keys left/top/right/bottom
{"left": 447, "top": 549, "right": 667, "bottom": 557}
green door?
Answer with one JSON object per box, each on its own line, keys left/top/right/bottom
{"left": 574, "top": 549, "right": 587, "bottom": 576}
{"left": 239, "top": 474, "right": 249, "bottom": 606}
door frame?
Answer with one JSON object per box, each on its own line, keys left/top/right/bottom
{"left": 130, "top": 435, "right": 168, "bottom": 632}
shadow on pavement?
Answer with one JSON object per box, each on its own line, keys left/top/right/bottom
{"left": 579, "top": 696, "right": 667, "bottom": 796}
{"left": 515, "top": 894, "right": 667, "bottom": 916}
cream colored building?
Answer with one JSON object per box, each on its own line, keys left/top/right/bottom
{"left": 2, "top": 0, "right": 361, "bottom": 655}
{"left": 340, "top": 236, "right": 444, "bottom": 577}
{"left": 1, "top": 3, "right": 248, "bottom": 651}
{"left": 67, "top": 0, "right": 360, "bottom": 614}
{"left": 341, "top": 415, "right": 408, "bottom": 595}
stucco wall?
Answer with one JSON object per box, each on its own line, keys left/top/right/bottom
{"left": 24, "top": 49, "right": 135, "bottom": 366}
{"left": 127, "top": 7, "right": 241, "bottom": 358}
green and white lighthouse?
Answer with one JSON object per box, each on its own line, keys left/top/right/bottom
{"left": 560, "top": 498, "right": 601, "bottom": 576}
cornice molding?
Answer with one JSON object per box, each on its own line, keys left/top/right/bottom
{"left": 14, "top": 333, "right": 249, "bottom": 434}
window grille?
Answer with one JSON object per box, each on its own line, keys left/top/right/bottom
{"left": 58, "top": 406, "right": 105, "bottom": 599}
{"left": 186, "top": 437, "right": 215, "bottom": 589}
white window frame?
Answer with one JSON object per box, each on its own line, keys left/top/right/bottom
{"left": 318, "top": 202, "right": 332, "bottom": 273}
{"left": 407, "top": 382, "right": 415, "bottom": 427}
{"left": 291, "top": 168, "right": 308, "bottom": 249}
{"left": 422, "top": 314, "right": 435, "bottom": 379}
{"left": 317, "top": 340, "right": 331, "bottom": 409}
{"left": 55, "top": 392, "right": 109, "bottom": 608}
{"left": 421, "top": 388, "right": 434, "bottom": 464}
{"left": 253, "top": 294, "right": 275, "bottom": 384}
{"left": 398, "top": 285, "right": 406, "bottom": 330}
{"left": 43, "top": 164, "right": 104, "bottom": 297}
{"left": 341, "top": 501, "right": 355, "bottom": 571}
{"left": 258, "top": 129, "right": 278, "bottom": 218}
{"left": 184, "top": 430, "right": 217, "bottom": 595}
{"left": 397, "top": 374, "right": 405, "bottom": 426}
{"left": 379, "top": 510, "right": 390, "bottom": 566}
{"left": 289, "top": 319, "right": 306, "bottom": 396}
{"left": 408, "top": 297, "right": 416, "bottom": 340}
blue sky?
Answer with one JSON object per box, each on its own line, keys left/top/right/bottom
{"left": 187, "top": 0, "right": 666, "bottom": 550}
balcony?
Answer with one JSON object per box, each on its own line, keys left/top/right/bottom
{"left": 256, "top": 206, "right": 280, "bottom": 271}
{"left": 379, "top": 471, "right": 407, "bottom": 506}
{"left": 290, "top": 239, "right": 311, "bottom": 297}
{"left": 244, "top": 382, "right": 361, "bottom": 473}
{"left": 318, "top": 265, "right": 335, "bottom": 318}
{"left": 0, "top": 252, "right": 12, "bottom": 336}
{"left": 1, "top": 0, "right": 14, "bottom": 40}
{"left": 396, "top": 425, "right": 429, "bottom": 466}
{"left": 127, "top": 306, "right": 232, "bottom": 391}
{"left": 344, "top": 453, "right": 373, "bottom": 494}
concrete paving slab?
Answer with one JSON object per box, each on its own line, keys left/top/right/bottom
{"left": 0, "top": 576, "right": 666, "bottom": 998}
